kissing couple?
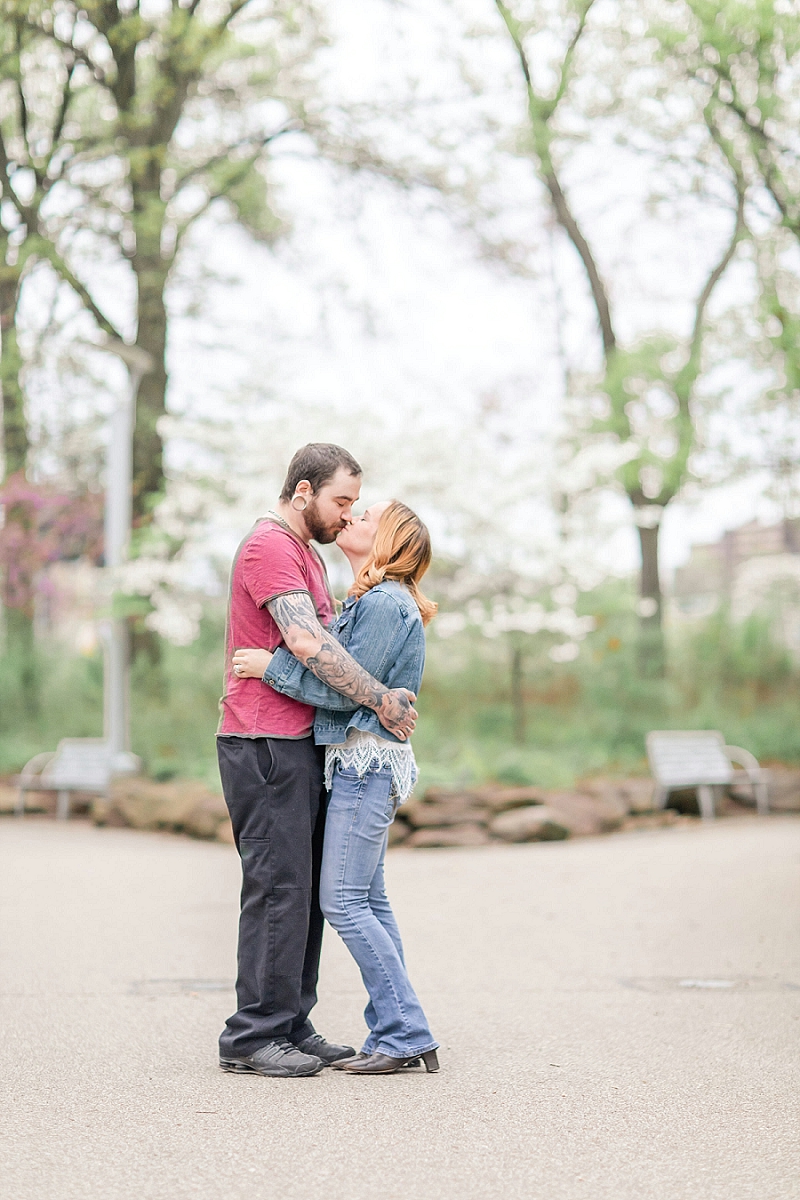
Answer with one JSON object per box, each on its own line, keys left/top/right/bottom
{"left": 216, "top": 442, "right": 439, "bottom": 1077}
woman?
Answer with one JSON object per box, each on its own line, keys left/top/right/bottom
{"left": 232, "top": 500, "right": 440, "bottom": 1075}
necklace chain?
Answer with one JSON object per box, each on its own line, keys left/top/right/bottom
{"left": 267, "top": 509, "right": 294, "bottom": 534}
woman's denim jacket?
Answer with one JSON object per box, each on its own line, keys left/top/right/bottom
{"left": 263, "top": 580, "right": 425, "bottom": 746}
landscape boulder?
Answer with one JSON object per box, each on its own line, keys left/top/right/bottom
{"left": 576, "top": 778, "right": 651, "bottom": 818}
{"left": 488, "top": 805, "right": 570, "bottom": 843}
{"left": 0, "top": 784, "right": 19, "bottom": 814}
{"left": 730, "top": 766, "right": 800, "bottom": 812}
{"left": 94, "top": 778, "right": 230, "bottom": 841}
{"left": 406, "top": 823, "right": 490, "bottom": 848}
{"left": 403, "top": 797, "right": 488, "bottom": 828}
{"left": 388, "top": 818, "right": 411, "bottom": 847}
{"left": 533, "top": 791, "right": 616, "bottom": 837}
{"left": 469, "top": 785, "right": 547, "bottom": 813}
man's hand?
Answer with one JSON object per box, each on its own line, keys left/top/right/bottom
{"left": 376, "top": 688, "right": 417, "bottom": 740}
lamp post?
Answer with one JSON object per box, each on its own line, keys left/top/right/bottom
{"left": 98, "top": 340, "right": 153, "bottom": 772}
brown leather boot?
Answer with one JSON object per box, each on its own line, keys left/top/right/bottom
{"left": 338, "top": 1050, "right": 439, "bottom": 1075}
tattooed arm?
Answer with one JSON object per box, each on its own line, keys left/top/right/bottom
{"left": 266, "top": 591, "right": 417, "bottom": 740}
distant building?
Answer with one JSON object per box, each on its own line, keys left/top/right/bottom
{"left": 671, "top": 518, "right": 800, "bottom": 653}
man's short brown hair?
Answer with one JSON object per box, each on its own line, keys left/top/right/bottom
{"left": 279, "top": 443, "right": 362, "bottom": 501}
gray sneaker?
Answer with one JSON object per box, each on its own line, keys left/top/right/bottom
{"left": 219, "top": 1038, "right": 324, "bottom": 1078}
{"left": 292, "top": 1033, "right": 356, "bottom": 1066}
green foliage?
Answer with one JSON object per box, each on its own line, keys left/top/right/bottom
{"left": 0, "top": 616, "right": 226, "bottom": 788}
{"left": 2, "top": 596, "right": 800, "bottom": 793}
{"left": 413, "top": 580, "right": 800, "bottom": 788}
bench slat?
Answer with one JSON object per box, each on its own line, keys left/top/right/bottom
{"left": 647, "top": 732, "right": 733, "bottom": 788}
{"left": 39, "top": 739, "right": 112, "bottom": 792}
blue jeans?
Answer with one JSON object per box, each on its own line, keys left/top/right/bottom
{"left": 320, "top": 763, "right": 438, "bottom": 1059}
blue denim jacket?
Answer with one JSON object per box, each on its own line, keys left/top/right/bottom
{"left": 263, "top": 580, "right": 425, "bottom": 746}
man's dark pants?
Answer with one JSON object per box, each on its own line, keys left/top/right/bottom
{"left": 217, "top": 735, "right": 327, "bottom": 1057}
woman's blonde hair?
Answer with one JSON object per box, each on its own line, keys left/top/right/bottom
{"left": 350, "top": 500, "right": 438, "bottom": 626}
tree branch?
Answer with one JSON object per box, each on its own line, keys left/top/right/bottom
{"left": 173, "top": 122, "right": 299, "bottom": 192}
{"left": 217, "top": 0, "right": 252, "bottom": 32}
{"left": 687, "top": 105, "right": 748, "bottom": 365}
{"left": 495, "top": 0, "right": 616, "bottom": 358}
{"left": 27, "top": 236, "right": 123, "bottom": 341}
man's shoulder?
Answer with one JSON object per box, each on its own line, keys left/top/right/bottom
{"left": 243, "top": 519, "right": 306, "bottom": 559}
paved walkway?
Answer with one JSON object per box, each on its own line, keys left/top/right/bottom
{"left": 0, "top": 816, "right": 798, "bottom": 1200}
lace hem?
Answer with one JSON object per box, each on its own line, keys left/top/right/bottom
{"left": 324, "top": 729, "right": 417, "bottom": 805}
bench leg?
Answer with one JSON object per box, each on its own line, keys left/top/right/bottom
{"left": 697, "top": 784, "right": 715, "bottom": 821}
{"left": 755, "top": 779, "right": 769, "bottom": 816}
{"left": 15, "top": 787, "right": 26, "bottom": 817}
{"left": 56, "top": 790, "right": 70, "bottom": 820}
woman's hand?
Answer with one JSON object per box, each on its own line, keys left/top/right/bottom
{"left": 232, "top": 648, "right": 273, "bottom": 680}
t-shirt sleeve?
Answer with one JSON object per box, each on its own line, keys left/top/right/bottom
{"left": 241, "top": 531, "right": 309, "bottom": 609}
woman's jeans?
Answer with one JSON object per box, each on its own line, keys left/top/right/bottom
{"left": 320, "top": 763, "right": 438, "bottom": 1058}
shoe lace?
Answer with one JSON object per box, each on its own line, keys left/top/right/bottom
{"left": 271, "top": 1037, "right": 298, "bottom": 1055}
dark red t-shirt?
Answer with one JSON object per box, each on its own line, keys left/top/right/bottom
{"left": 217, "top": 518, "right": 335, "bottom": 738}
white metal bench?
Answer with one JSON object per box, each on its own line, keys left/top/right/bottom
{"left": 16, "top": 738, "right": 115, "bottom": 820}
{"left": 646, "top": 730, "right": 770, "bottom": 821}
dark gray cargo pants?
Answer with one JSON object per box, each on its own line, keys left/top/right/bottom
{"left": 217, "top": 735, "right": 326, "bottom": 1057}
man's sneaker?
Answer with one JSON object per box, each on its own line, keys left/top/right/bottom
{"left": 219, "top": 1038, "right": 324, "bottom": 1078}
{"left": 291, "top": 1033, "right": 356, "bottom": 1066}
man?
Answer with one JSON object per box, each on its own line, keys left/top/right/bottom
{"left": 217, "top": 443, "right": 417, "bottom": 1078}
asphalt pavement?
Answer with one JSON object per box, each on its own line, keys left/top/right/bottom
{"left": 0, "top": 815, "right": 798, "bottom": 1200}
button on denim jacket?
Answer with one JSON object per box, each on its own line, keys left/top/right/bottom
{"left": 263, "top": 580, "right": 425, "bottom": 746}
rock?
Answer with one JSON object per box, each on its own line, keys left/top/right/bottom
{"left": 184, "top": 793, "right": 229, "bottom": 839}
{"left": 0, "top": 785, "right": 19, "bottom": 814}
{"left": 620, "top": 810, "right": 681, "bottom": 831}
{"left": 387, "top": 819, "right": 410, "bottom": 847}
{"left": 576, "top": 778, "right": 646, "bottom": 819}
{"left": 90, "top": 797, "right": 129, "bottom": 827}
{"left": 532, "top": 792, "right": 610, "bottom": 837}
{"left": 97, "top": 778, "right": 228, "bottom": 839}
{"left": 564, "top": 788, "right": 627, "bottom": 832}
{"left": 423, "top": 787, "right": 477, "bottom": 805}
{"left": 470, "top": 786, "right": 547, "bottom": 813}
{"left": 216, "top": 818, "right": 236, "bottom": 845}
{"left": 406, "top": 824, "right": 490, "bottom": 848}
{"left": 580, "top": 777, "right": 655, "bottom": 815}
{"left": 402, "top": 798, "right": 488, "bottom": 828}
{"left": 730, "top": 766, "right": 800, "bottom": 812}
{"left": 618, "top": 778, "right": 656, "bottom": 814}
{"left": 488, "top": 806, "right": 570, "bottom": 843}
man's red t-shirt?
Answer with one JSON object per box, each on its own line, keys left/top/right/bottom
{"left": 217, "top": 518, "right": 335, "bottom": 738}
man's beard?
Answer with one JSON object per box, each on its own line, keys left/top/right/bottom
{"left": 304, "top": 498, "right": 345, "bottom": 544}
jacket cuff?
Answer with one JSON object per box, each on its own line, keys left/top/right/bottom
{"left": 263, "top": 646, "right": 294, "bottom": 686}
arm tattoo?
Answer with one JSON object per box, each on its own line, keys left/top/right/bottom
{"left": 268, "top": 592, "right": 325, "bottom": 639}
{"left": 267, "top": 591, "right": 415, "bottom": 737}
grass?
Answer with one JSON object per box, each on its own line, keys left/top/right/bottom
{"left": 2, "top": 582, "right": 799, "bottom": 792}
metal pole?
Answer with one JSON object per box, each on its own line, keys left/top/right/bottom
{"left": 104, "top": 368, "right": 137, "bottom": 757}
{"left": 97, "top": 341, "right": 152, "bottom": 773}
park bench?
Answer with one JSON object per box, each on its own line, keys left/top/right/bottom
{"left": 646, "top": 730, "right": 770, "bottom": 821}
{"left": 16, "top": 738, "right": 115, "bottom": 820}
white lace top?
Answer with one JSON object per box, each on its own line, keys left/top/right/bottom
{"left": 324, "top": 727, "right": 417, "bottom": 806}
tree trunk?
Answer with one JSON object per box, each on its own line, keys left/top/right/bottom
{"left": 510, "top": 642, "right": 525, "bottom": 745}
{"left": 130, "top": 150, "right": 170, "bottom": 526}
{"left": 131, "top": 267, "right": 169, "bottom": 525}
{"left": 0, "top": 264, "right": 27, "bottom": 475}
{"left": 128, "top": 168, "right": 170, "bottom": 666}
{"left": 635, "top": 519, "right": 665, "bottom": 678}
